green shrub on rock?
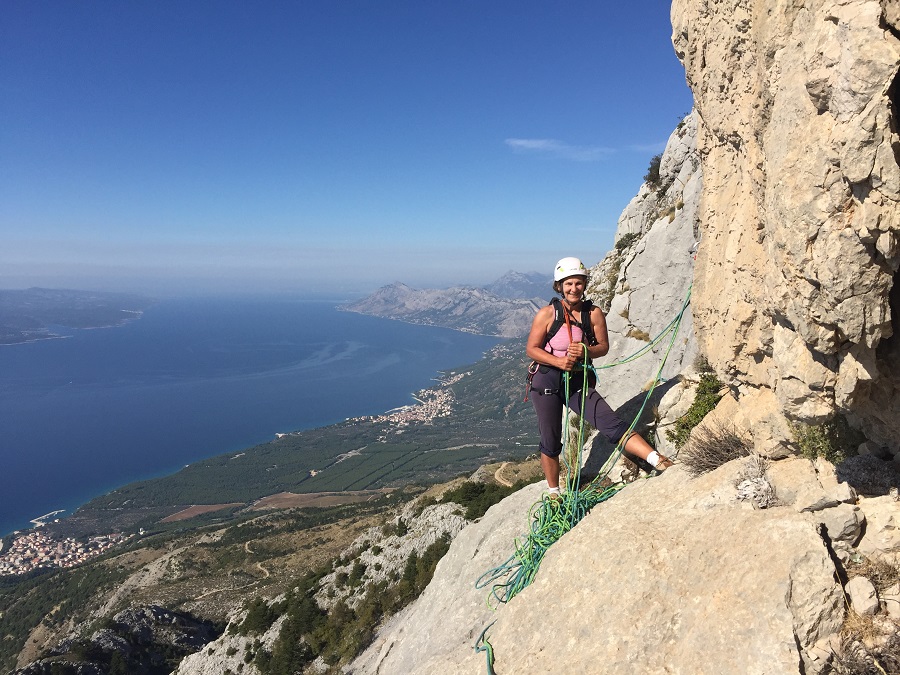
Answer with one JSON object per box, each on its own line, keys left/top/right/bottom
{"left": 789, "top": 416, "right": 860, "bottom": 465}
{"left": 644, "top": 153, "right": 662, "bottom": 186}
{"left": 666, "top": 373, "right": 724, "bottom": 449}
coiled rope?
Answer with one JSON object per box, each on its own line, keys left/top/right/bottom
{"left": 474, "top": 286, "right": 692, "bottom": 669}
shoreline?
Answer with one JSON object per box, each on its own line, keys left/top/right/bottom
{"left": 337, "top": 305, "right": 509, "bottom": 338}
{"left": 30, "top": 510, "right": 67, "bottom": 528}
{"left": 2, "top": 337, "right": 505, "bottom": 540}
{"left": 0, "top": 333, "right": 73, "bottom": 347}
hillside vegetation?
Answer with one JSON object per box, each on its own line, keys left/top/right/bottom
{"left": 55, "top": 341, "right": 532, "bottom": 537}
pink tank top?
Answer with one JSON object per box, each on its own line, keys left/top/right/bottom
{"left": 544, "top": 323, "right": 584, "bottom": 357}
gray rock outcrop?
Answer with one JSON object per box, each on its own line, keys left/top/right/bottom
{"left": 671, "top": 0, "right": 900, "bottom": 454}
{"left": 316, "top": 501, "right": 469, "bottom": 610}
{"left": 14, "top": 605, "right": 220, "bottom": 675}
{"left": 350, "top": 457, "right": 866, "bottom": 674}
{"left": 590, "top": 111, "right": 701, "bottom": 413}
{"left": 346, "top": 483, "right": 545, "bottom": 674}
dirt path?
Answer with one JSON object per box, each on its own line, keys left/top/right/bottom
{"left": 195, "top": 541, "right": 271, "bottom": 599}
{"left": 494, "top": 462, "right": 513, "bottom": 487}
{"left": 245, "top": 540, "right": 270, "bottom": 579}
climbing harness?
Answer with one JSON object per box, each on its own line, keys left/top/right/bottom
{"left": 475, "top": 286, "right": 692, "bottom": 673}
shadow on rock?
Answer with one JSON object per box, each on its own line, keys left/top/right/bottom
{"left": 581, "top": 378, "right": 680, "bottom": 481}
{"left": 836, "top": 454, "right": 900, "bottom": 497}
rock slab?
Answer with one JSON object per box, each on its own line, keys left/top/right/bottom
{"left": 351, "top": 458, "right": 848, "bottom": 674}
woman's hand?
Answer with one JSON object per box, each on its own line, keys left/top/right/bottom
{"left": 567, "top": 342, "right": 585, "bottom": 359}
{"left": 559, "top": 353, "right": 579, "bottom": 371}
{"left": 558, "top": 343, "right": 583, "bottom": 371}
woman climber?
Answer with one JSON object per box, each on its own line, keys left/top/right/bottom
{"left": 526, "top": 256, "right": 672, "bottom": 497}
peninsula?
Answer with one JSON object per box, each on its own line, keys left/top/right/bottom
{"left": 0, "top": 288, "right": 154, "bottom": 345}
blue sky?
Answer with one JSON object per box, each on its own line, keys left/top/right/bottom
{"left": 1, "top": 1, "right": 693, "bottom": 297}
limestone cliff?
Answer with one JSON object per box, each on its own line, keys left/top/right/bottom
{"left": 588, "top": 110, "right": 701, "bottom": 412}
{"left": 672, "top": 0, "right": 900, "bottom": 454}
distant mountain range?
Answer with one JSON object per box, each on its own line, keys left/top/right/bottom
{"left": 0, "top": 288, "right": 154, "bottom": 345}
{"left": 341, "top": 271, "right": 552, "bottom": 338}
{"left": 482, "top": 270, "right": 552, "bottom": 300}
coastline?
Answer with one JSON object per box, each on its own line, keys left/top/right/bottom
{"left": 30, "top": 509, "right": 66, "bottom": 528}
{"left": 1, "top": 310, "right": 504, "bottom": 540}
{"left": 337, "top": 305, "right": 507, "bottom": 338}
{"left": 0, "top": 333, "right": 73, "bottom": 347}
{"left": 7, "top": 355, "right": 486, "bottom": 540}
{"left": 0, "top": 364, "right": 468, "bottom": 558}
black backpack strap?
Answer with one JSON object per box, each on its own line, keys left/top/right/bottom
{"left": 543, "top": 298, "right": 565, "bottom": 348}
{"left": 580, "top": 300, "right": 598, "bottom": 346}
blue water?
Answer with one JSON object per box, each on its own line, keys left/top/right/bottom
{"left": 0, "top": 297, "right": 500, "bottom": 536}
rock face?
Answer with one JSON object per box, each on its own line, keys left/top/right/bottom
{"left": 671, "top": 0, "right": 900, "bottom": 454}
{"left": 315, "top": 501, "right": 469, "bottom": 610}
{"left": 578, "top": 112, "right": 700, "bottom": 466}
{"left": 13, "top": 605, "right": 220, "bottom": 675}
{"left": 589, "top": 111, "right": 701, "bottom": 412}
{"left": 346, "top": 483, "right": 546, "bottom": 674}
{"left": 350, "top": 457, "right": 866, "bottom": 674}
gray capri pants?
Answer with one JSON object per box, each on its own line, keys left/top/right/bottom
{"left": 530, "top": 366, "right": 630, "bottom": 458}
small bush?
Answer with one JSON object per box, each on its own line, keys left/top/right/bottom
{"left": 666, "top": 373, "right": 724, "bottom": 449}
{"left": 237, "top": 598, "right": 281, "bottom": 636}
{"left": 789, "top": 416, "right": 860, "bottom": 465}
{"left": 614, "top": 232, "right": 641, "bottom": 251}
{"left": 680, "top": 424, "right": 751, "bottom": 477}
{"left": 845, "top": 555, "right": 900, "bottom": 594}
{"left": 833, "top": 614, "right": 900, "bottom": 675}
{"left": 626, "top": 327, "right": 651, "bottom": 342}
{"left": 440, "top": 479, "right": 532, "bottom": 520}
{"left": 734, "top": 453, "right": 776, "bottom": 509}
{"left": 348, "top": 561, "right": 366, "bottom": 587}
{"left": 644, "top": 153, "right": 662, "bottom": 186}
{"left": 594, "top": 255, "right": 623, "bottom": 313}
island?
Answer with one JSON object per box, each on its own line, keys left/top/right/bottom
{"left": 0, "top": 288, "right": 154, "bottom": 345}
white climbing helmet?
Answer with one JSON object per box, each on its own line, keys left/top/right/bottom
{"left": 553, "top": 257, "right": 588, "bottom": 281}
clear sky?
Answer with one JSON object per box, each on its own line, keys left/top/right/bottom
{"left": 1, "top": 1, "right": 693, "bottom": 297}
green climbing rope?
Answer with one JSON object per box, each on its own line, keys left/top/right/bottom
{"left": 473, "top": 287, "right": 692, "bottom": 672}
{"left": 474, "top": 621, "right": 497, "bottom": 675}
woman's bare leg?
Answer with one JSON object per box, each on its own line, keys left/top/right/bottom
{"left": 624, "top": 433, "right": 673, "bottom": 469}
{"left": 540, "top": 453, "right": 561, "bottom": 489}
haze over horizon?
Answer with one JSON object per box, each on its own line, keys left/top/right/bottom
{"left": 1, "top": 1, "right": 692, "bottom": 297}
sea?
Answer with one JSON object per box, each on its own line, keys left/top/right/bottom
{"left": 0, "top": 296, "right": 502, "bottom": 537}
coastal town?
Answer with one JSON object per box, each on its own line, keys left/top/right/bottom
{"left": 349, "top": 372, "right": 467, "bottom": 435}
{"left": 0, "top": 529, "right": 130, "bottom": 576}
